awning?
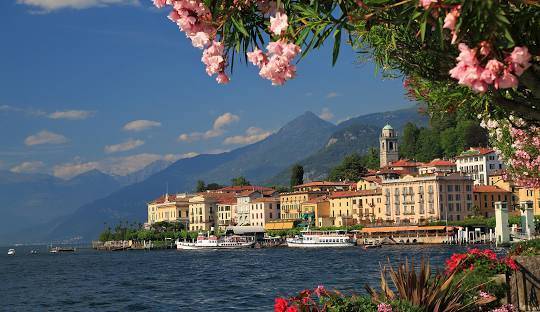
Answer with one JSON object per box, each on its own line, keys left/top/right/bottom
{"left": 265, "top": 221, "right": 295, "bottom": 230}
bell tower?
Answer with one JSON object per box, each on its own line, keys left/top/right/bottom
{"left": 380, "top": 124, "right": 399, "bottom": 168}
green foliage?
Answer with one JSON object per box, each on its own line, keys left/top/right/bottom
{"left": 290, "top": 164, "right": 304, "bottom": 188}
{"left": 361, "top": 147, "right": 380, "bottom": 170}
{"left": 328, "top": 153, "right": 367, "bottom": 181}
{"left": 510, "top": 238, "right": 540, "bottom": 256}
{"left": 206, "top": 182, "right": 223, "bottom": 190}
{"left": 366, "top": 258, "right": 495, "bottom": 312}
{"left": 196, "top": 180, "right": 205, "bottom": 193}
{"left": 400, "top": 122, "right": 420, "bottom": 160}
{"left": 324, "top": 295, "right": 377, "bottom": 311}
{"left": 456, "top": 268, "right": 507, "bottom": 310}
{"left": 429, "top": 215, "right": 521, "bottom": 228}
{"left": 231, "top": 176, "right": 250, "bottom": 186}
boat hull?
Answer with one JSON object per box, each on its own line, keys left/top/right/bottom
{"left": 286, "top": 242, "right": 354, "bottom": 248}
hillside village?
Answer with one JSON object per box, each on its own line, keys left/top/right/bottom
{"left": 145, "top": 124, "right": 540, "bottom": 233}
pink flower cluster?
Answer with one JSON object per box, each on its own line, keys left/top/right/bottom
{"left": 247, "top": 40, "right": 301, "bottom": 85}
{"left": 153, "top": 0, "right": 229, "bottom": 83}
{"left": 419, "top": 0, "right": 437, "bottom": 9}
{"left": 480, "top": 114, "right": 540, "bottom": 188}
{"left": 489, "top": 304, "right": 517, "bottom": 312}
{"left": 443, "top": 6, "right": 460, "bottom": 43}
{"left": 449, "top": 44, "right": 532, "bottom": 93}
{"left": 270, "top": 12, "right": 288, "bottom": 35}
{"left": 377, "top": 303, "right": 393, "bottom": 312}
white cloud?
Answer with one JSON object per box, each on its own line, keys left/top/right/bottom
{"left": 25, "top": 130, "right": 68, "bottom": 146}
{"left": 319, "top": 108, "right": 334, "bottom": 121}
{"left": 223, "top": 127, "right": 272, "bottom": 145}
{"left": 16, "top": 0, "right": 140, "bottom": 12}
{"left": 104, "top": 139, "right": 144, "bottom": 154}
{"left": 10, "top": 161, "right": 45, "bottom": 174}
{"left": 326, "top": 92, "right": 341, "bottom": 99}
{"left": 0, "top": 105, "right": 46, "bottom": 116}
{"left": 123, "top": 119, "right": 162, "bottom": 132}
{"left": 178, "top": 112, "right": 239, "bottom": 142}
{"left": 53, "top": 152, "right": 197, "bottom": 179}
{"left": 48, "top": 110, "right": 94, "bottom": 120}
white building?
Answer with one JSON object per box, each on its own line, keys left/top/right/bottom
{"left": 455, "top": 147, "right": 505, "bottom": 185}
{"left": 235, "top": 190, "right": 263, "bottom": 226}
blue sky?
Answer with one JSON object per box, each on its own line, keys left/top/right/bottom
{"left": 0, "top": 0, "right": 413, "bottom": 178}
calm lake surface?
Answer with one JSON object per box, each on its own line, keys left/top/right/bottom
{"left": 1, "top": 245, "right": 469, "bottom": 311}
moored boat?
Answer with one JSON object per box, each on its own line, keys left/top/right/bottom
{"left": 7, "top": 249, "right": 15, "bottom": 256}
{"left": 176, "top": 233, "right": 255, "bottom": 250}
{"left": 286, "top": 230, "right": 355, "bottom": 248}
{"left": 49, "top": 246, "right": 76, "bottom": 253}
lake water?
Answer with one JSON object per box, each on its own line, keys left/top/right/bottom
{"left": 1, "top": 245, "right": 469, "bottom": 311}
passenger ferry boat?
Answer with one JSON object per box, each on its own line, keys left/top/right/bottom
{"left": 286, "top": 230, "right": 355, "bottom": 248}
{"left": 176, "top": 233, "right": 255, "bottom": 250}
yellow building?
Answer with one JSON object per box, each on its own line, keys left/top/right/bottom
{"left": 328, "top": 189, "right": 383, "bottom": 226}
{"left": 147, "top": 193, "right": 192, "bottom": 226}
{"left": 473, "top": 185, "right": 513, "bottom": 218}
{"left": 300, "top": 196, "right": 330, "bottom": 227}
{"left": 488, "top": 171, "right": 519, "bottom": 208}
{"left": 189, "top": 194, "right": 235, "bottom": 231}
{"left": 216, "top": 198, "right": 237, "bottom": 230}
{"left": 518, "top": 188, "right": 540, "bottom": 215}
{"left": 249, "top": 197, "right": 280, "bottom": 227}
{"left": 279, "top": 191, "right": 326, "bottom": 220}
{"left": 356, "top": 176, "right": 382, "bottom": 191}
{"left": 381, "top": 173, "right": 474, "bottom": 224}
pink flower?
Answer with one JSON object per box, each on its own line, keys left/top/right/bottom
{"left": 247, "top": 48, "right": 267, "bottom": 67}
{"left": 495, "top": 70, "right": 518, "bottom": 89}
{"left": 508, "top": 46, "right": 532, "bottom": 76}
{"left": 314, "top": 285, "right": 327, "bottom": 297}
{"left": 479, "top": 41, "right": 491, "bottom": 56}
{"left": 419, "top": 0, "right": 437, "bottom": 9}
{"left": 191, "top": 31, "right": 210, "bottom": 49}
{"left": 443, "top": 8, "right": 459, "bottom": 31}
{"left": 270, "top": 12, "right": 289, "bottom": 36}
{"left": 457, "top": 43, "right": 478, "bottom": 66}
{"left": 202, "top": 41, "right": 226, "bottom": 76}
{"left": 378, "top": 303, "right": 393, "bottom": 312}
{"left": 480, "top": 59, "right": 504, "bottom": 84}
{"left": 216, "top": 72, "right": 230, "bottom": 84}
{"left": 153, "top": 0, "right": 167, "bottom": 8}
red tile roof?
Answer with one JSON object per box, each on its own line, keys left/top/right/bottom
{"left": 294, "top": 181, "right": 352, "bottom": 188}
{"left": 361, "top": 176, "right": 382, "bottom": 184}
{"left": 149, "top": 194, "right": 191, "bottom": 204}
{"left": 421, "top": 159, "right": 456, "bottom": 167}
{"left": 473, "top": 185, "right": 510, "bottom": 193}
{"left": 329, "top": 189, "right": 382, "bottom": 199}
{"left": 217, "top": 185, "right": 275, "bottom": 193}
{"left": 303, "top": 195, "right": 329, "bottom": 204}
{"left": 389, "top": 159, "right": 421, "bottom": 167}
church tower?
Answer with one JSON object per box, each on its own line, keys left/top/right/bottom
{"left": 380, "top": 124, "right": 399, "bottom": 168}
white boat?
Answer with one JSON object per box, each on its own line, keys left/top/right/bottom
{"left": 7, "top": 249, "right": 15, "bottom": 256}
{"left": 286, "top": 230, "right": 355, "bottom": 248}
{"left": 176, "top": 233, "right": 255, "bottom": 250}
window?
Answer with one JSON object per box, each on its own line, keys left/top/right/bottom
{"left": 448, "top": 185, "right": 453, "bottom": 192}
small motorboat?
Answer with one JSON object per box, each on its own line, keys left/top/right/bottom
{"left": 30, "top": 250, "right": 38, "bottom": 254}
{"left": 7, "top": 249, "right": 15, "bottom": 256}
{"left": 49, "top": 246, "right": 76, "bottom": 253}
{"left": 362, "top": 240, "right": 383, "bottom": 249}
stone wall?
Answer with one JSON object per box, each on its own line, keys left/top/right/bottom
{"left": 510, "top": 256, "right": 540, "bottom": 311}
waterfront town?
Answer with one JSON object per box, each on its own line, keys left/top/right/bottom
{"left": 144, "top": 125, "right": 539, "bottom": 244}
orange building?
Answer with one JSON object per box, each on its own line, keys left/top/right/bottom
{"left": 473, "top": 185, "right": 513, "bottom": 218}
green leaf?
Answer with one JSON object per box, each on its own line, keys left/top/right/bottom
{"left": 332, "top": 27, "right": 342, "bottom": 66}
{"left": 231, "top": 16, "right": 249, "bottom": 38}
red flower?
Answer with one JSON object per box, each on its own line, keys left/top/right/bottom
{"left": 274, "top": 298, "right": 289, "bottom": 312}
{"left": 504, "top": 258, "right": 518, "bottom": 271}
{"left": 285, "top": 306, "right": 299, "bottom": 312}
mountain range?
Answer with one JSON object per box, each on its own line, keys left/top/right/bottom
{"left": 0, "top": 105, "right": 427, "bottom": 245}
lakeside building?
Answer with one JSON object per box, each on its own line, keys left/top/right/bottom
{"left": 356, "top": 176, "right": 382, "bottom": 191}
{"left": 418, "top": 159, "right": 457, "bottom": 175}
{"left": 379, "top": 124, "right": 399, "bottom": 168}
{"left": 328, "top": 189, "right": 384, "bottom": 226}
{"left": 455, "top": 147, "right": 505, "bottom": 185}
{"left": 146, "top": 193, "right": 193, "bottom": 227}
{"left": 488, "top": 171, "right": 520, "bottom": 209}
{"left": 279, "top": 191, "right": 327, "bottom": 220}
{"left": 381, "top": 173, "right": 474, "bottom": 224}
{"left": 293, "top": 181, "right": 353, "bottom": 192}
{"left": 473, "top": 185, "right": 513, "bottom": 218}
{"left": 518, "top": 188, "right": 540, "bottom": 215}
{"left": 235, "top": 190, "right": 264, "bottom": 226}
{"left": 300, "top": 196, "right": 331, "bottom": 227}
{"left": 215, "top": 185, "right": 276, "bottom": 195}
{"left": 189, "top": 193, "right": 235, "bottom": 231}
{"left": 217, "top": 197, "right": 237, "bottom": 230}
{"left": 386, "top": 159, "right": 421, "bottom": 175}
{"left": 249, "top": 197, "right": 280, "bottom": 227}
